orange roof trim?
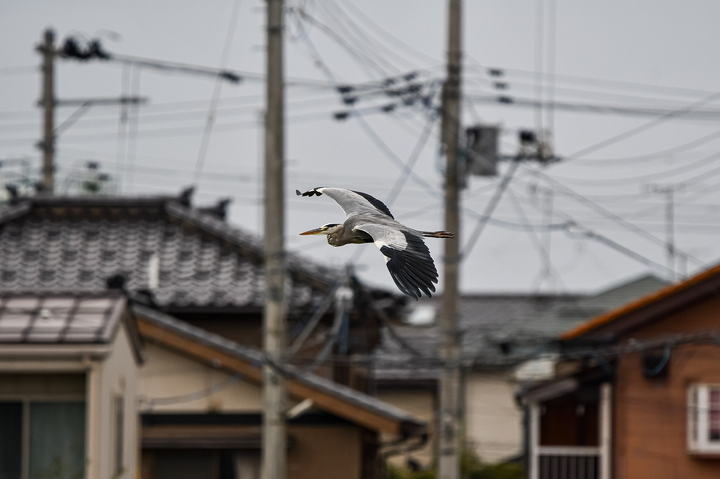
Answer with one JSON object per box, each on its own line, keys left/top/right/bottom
{"left": 561, "top": 262, "right": 720, "bottom": 340}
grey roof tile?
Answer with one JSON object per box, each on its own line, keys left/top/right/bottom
{"left": 0, "top": 292, "right": 126, "bottom": 344}
{"left": 0, "top": 196, "right": 347, "bottom": 311}
{"left": 374, "top": 275, "right": 670, "bottom": 381}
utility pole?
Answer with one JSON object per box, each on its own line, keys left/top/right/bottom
{"left": 665, "top": 187, "right": 675, "bottom": 282}
{"left": 262, "top": 0, "right": 287, "bottom": 479}
{"left": 647, "top": 183, "right": 681, "bottom": 282}
{"left": 39, "top": 29, "right": 56, "bottom": 194}
{"left": 439, "top": 0, "right": 462, "bottom": 478}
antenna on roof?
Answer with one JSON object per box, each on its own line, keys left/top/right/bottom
{"left": 178, "top": 186, "right": 194, "bottom": 206}
{"left": 147, "top": 253, "right": 159, "bottom": 292}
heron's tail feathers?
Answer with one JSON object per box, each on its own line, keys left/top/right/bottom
{"left": 421, "top": 230, "right": 455, "bottom": 239}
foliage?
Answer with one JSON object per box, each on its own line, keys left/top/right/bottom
{"left": 386, "top": 450, "right": 524, "bottom": 479}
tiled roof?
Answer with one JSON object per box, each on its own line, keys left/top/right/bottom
{"left": 561, "top": 263, "right": 720, "bottom": 340}
{"left": 0, "top": 195, "right": 343, "bottom": 311}
{"left": 374, "top": 274, "right": 669, "bottom": 381}
{"left": 0, "top": 291, "right": 126, "bottom": 343}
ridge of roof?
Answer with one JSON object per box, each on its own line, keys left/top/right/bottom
{"left": 165, "top": 201, "right": 341, "bottom": 286}
{"left": 0, "top": 202, "right": 31, "bottom": 223}
{"left": 0, "top": 194, "right": 364, "bottom": 307}
{"left": 561, "top": 262, "right": 720, "bottom": 340}
{"left": 133, "top": 304, "right": 424, "bottom": 435}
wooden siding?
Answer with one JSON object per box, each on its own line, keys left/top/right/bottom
{"left": 614, "top": 296, "right": 720, "bottom": 479}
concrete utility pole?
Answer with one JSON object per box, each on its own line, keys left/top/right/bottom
{"left": 262, "top": 0, "right": 287, "bottom": 478}
{"left": 647, "top": 183, "right": 682, "bottom": 282}
{"left": 438, "top": 1, "right": 462, "bottom": 478}
{"left": 39, "top": 29, "right": 56, "bottom": 194}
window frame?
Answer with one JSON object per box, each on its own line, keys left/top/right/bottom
{"left": 688, "top": 384, "right": 720, "bottom": 454}
{"left": 0, "top": 393, "right": 85, "bottom": 479}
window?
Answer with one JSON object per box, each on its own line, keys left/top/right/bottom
{"left": 688, "top": 384, "right": 720, "bottom": 453}
{"left": 0, "top": 400, "right": 85, "bottom": 479}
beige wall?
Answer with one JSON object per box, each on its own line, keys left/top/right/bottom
{"left": 464, "top": 371, "right": 523, "bottom": 462}
{"left": 287, "top": 425, "right": 363, "bottom": 479}
{"left": 378, "top": 388, "right": 435, "bottom": 467}
{"left": 379, "top": 372, "right": 523, "bottom": 467}
{"left": 87, "top": 323, "right": 141, "bottom": 479}
{"left": 138, "top": 343, "right": 263, "bottom": 412}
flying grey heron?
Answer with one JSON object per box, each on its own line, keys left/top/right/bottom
{"left": 297, "top": 187, "right": 454, "bottom": 300}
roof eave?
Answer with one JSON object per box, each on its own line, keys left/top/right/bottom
{"left": 561, "top": 262, "right": 720, "bottom": 341}
{"left": 133, "top": 305, "right": 426, "bottom": 438}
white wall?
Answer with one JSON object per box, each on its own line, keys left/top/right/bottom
{"left": 87, "top": 323, "right": 141, "bottom": 479}
{"left": 464, "top": 371, "right": 523, "bottom": 463}
{"left": 137, "top": 343, "right": 263, "bottom": 413}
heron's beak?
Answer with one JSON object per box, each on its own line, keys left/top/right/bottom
{"left": 299, "top": 227, "right": 325, "bottom": 236}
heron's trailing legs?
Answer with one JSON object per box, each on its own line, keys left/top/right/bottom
{"left": 421, "top": 231, "right": 455, "bottom": 239}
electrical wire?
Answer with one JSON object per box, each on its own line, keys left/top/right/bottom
{"left": 569, "top": 129, "right": 720, "bottom": 166}
{"left": 528, "top": 168, "right": 704, "bottom": 266}
{"left": 548, "top": 150, "right": 720, "bottom": 186}
{"left": 466, "top": 94, "right": 720, "bottom": 122}
{"left": 193, "top": 0, "right": 243, "bottom": 185}
{"left": 462, "top": 160, "right": 521, "bottom": 259}
{"left": 335, "top": 0, "right": 440, "bottom": 66}
{"left": 464, "top": 62, "right": 720, "bottom": 100}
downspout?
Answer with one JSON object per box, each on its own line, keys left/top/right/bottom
{"left": 379, "top": 430, "right": 430, "bottom": 478}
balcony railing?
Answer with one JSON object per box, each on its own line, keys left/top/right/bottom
{"left": 537, "top": 446, "right": 600, "bottom": 479}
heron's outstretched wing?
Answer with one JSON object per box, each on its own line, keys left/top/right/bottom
{"left": 297, "top": 187, "right": 394, "bottom": 219}
{"left": 354, "top": 223, "right": 438, "bottom": 300}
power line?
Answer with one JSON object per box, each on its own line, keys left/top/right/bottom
{"left": 563, "top": 90, "right": 720, "bottom": 160}
{"left": 548, "top": 150, "right": 720, "bottom": 186}
{"left": 462, "top": 160, "right": 521, "bottom": 259}
{"left": 464, "top": 62, "right": 720, "bottom": 100}
{"left": 294, "top": 8, "right": 394, "bottom": 79}
{"left": 569, "top": 129, "right": 720, "bottom": 166}
{"left": 466, "top": 93, "right": 720, "bottom": 122}
{"left": 334, "top": 0, "right": 440, "bottom": 66}
{"left": 193, "top": 0, "right": 243, "bottom": 185}
{"left": 313, "top": 1, "right": 405, "bottom": 75}
{"left": 530, "top": 169, "right": 704, "bottom": 267}
{"left": 507, "top": 187, "right": 566, "bottom": 291}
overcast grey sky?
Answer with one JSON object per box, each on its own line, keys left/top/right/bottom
{"left": 3, "top": 0, "right": 720, "bottom": 297}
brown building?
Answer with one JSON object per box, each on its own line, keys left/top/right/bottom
{"left": 135, "top": 305, "right": 425, "bottom": 479}
{"left": 373, "top": 275, "right": 667, "bottom": 467}
{"left": 523, "top": 263, "right": 720, "bottom": 479}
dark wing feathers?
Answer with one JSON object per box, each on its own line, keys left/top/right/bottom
{"left": 377, "top": 231, "right": 438, "bottom": 300}
{"left": 298, "top": 187, "right": 439, "bottom": 300}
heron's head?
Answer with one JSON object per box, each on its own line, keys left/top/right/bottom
{"left": 299, "top": 223, "right": 343, "bottom": 236}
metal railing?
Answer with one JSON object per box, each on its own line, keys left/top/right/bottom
{"left": 538, "top": 446, "right": 600, "bottom": 479}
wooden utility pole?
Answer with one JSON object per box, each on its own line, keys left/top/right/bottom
{"left": 438, "top": 1, "right": 462, "bottom": 479}
{"left": 39, "top": 29, "right": 56, "bottom": 194}
{"left": 262, "top": 0, "right": 287, "bottom": 478}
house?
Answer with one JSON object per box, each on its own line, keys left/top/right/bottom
{"left": 0, "top": 192, "right": 402, "bottom": 387}
{"left": 522, "top": 262, "right": 720, "bottom": 479}
{"left": 134, "top": 305, "right": 425, "bottom": 479}
{"left": 0, "top": 191, "right": 422, "bottom": 479}
{"left": 0, "top": 291, "right": 143, "bottom": 479}
{"left": 373, "top": 275, "right": 668, "bottom": 467}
